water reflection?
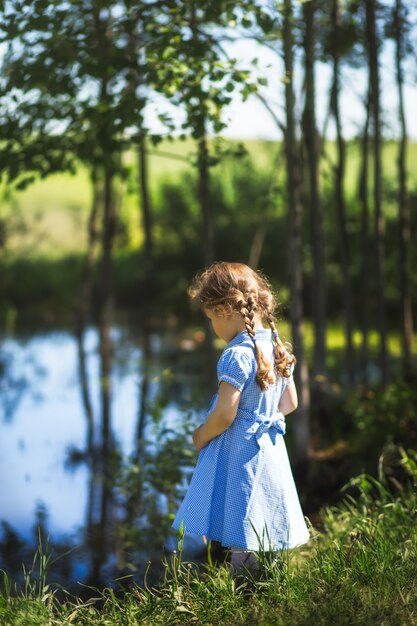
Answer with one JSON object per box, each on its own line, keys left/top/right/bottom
{"left": 0, "top": 320, "right": 209, "bottom": 598}
{"left": 0, "top": 337, "right": 47, "bottom": 423}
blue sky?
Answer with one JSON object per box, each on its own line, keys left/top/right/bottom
{"left": 221, "top": 37, "right": 417, "bottom": 141}
{"left": 145, "top": 35, "right": 417, "bottom": 142}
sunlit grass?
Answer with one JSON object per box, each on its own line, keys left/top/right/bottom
{"left": 2, "top": 168, "right": 91, "bottom": 216}
{"left": 214, "top": 320, "right": 416, "bottom": 368}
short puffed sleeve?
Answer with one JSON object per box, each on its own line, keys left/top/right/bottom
{"left": 217, "top": 347, "right": 252, "bottom": 392}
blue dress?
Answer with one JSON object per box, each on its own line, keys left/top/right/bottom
{"left": 171, "top": 328, "right": 310, "bottom": 551}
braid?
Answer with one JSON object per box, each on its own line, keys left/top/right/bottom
{"left": 240, "top": 291, "right": 275, "bottom": 391}
{"left": 240, "top": 291, "right": 257, "bottom": 340}
{"left": 263, "top": 309, "right": 296, "bottom": 379}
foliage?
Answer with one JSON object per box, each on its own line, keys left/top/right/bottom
{"left": 147, "top": 2, "right": 263, "bottom": 140}
{"left": 0, "top": 0, "right": 159, "bottom": 185}
{"left": 346, "top": 380, "right": 417, "bottom": 458}
{"left": 2, "top": 143, "right": 417, "bottom": 327}
{"left": 108, "top": 366, "right": 201, "bottom": 563}
{"left": 0, "top": 1, "right": 264, "bottom": 189}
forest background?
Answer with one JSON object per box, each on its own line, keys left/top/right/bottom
{"left": 1, "top": 0, "right": 417, "bottom": 615}
{"left": 1, "top": 0, "right": 416, "bottom": 453}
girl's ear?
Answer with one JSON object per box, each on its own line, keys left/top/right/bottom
{"left": 216, "top": 305, "right": 230, "bottom": 319}
{"left": 204, "top": 305, "right": 228, "bottom": 319}
{"left": 206, "top": 304, "right": 232, "bottom": 319}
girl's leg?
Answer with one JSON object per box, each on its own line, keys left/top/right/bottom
{"left": 228, "top": 546, "right": 260, "bottom": 578}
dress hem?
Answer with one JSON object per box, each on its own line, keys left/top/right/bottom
{"left": 171, "top": 524, "right": 310, "bottom": 552}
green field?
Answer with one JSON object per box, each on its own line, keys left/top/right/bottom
{"left": 2, "top": 138, "right": 417, "bottom": 259}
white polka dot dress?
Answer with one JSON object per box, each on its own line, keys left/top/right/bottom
{"left": 171, "top": 329, "right": 310, "bottom": 552}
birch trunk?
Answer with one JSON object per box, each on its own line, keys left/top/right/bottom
{"left": 302, "top": 0, "right": 327, "bottom": 380}
{"left": 331, "top": 0, "right": 355, "bottom": 386}
{"left": 359, "top": 81, "right": 372, "bottom": 383}
{"left": 393, "top": 0, "right": 413, "bottom": 374}
{"left": 366, "top": 0, "right": 388, "bottom": 387}
{"left": 283, "top": 0, "right": 310, "bottom": 464}
{"left": 75, "top": 167, "right": 101, "bottom": 452}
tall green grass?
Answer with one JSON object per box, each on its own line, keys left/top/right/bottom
{"left": 1, "top": 446, "right": 416, "bottom": 625}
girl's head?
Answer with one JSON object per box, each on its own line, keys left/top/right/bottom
{"left": 188, "top": 261, "right": 295, "bottom": 390}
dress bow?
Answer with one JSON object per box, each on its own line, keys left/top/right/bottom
{"left": 243, "top": 411, "right": 286, "bottom": 446}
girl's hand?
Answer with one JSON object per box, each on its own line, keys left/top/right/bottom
{"left": 192, "top": 425, "right": 206, "bottom": 452}
{"left": 192, "top": 382, "right": 240, "bottom": 452}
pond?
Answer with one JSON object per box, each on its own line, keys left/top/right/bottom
{"left": 0, "top": 316, "right": 214, "bottom": 599}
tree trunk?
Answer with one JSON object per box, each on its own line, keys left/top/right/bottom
{"left": 189, "top": 1, "right": 214, "bottom": 268}
{"left": 283, "top": 0, "right": 310, "bottom": 465}
{"left": 189, "top": 2, "right": 216, "bottom": 385}
{"left": 98, "top": 165, "right": 116, "bottom": 459}
{"left": 93, "top": 7, "right": 117, "bottom": 457}
{"left": 359, "top": 80, "right": 372, "bottom": 383}
{"left": 138, "top": 133, "right": 154, "bottom": 279}
{"left": 85, "top": 453, "right": 108, "bottom": 588}
{"left": 124, "top": 324, "right": 152, "bottom": 525}
{"left": 366, "top": 0, "right": 388, "bottom": 387}
{"left": 75, "top": 167, "right": 101, "bottom": 452}
{"left": 136, "top": 328, "right": 151, "bottom": 452}
{"left": 125, "top": 21, "right": 154, "bottom": 295}
{"left": 302, "top": 0, "right": 326, "bottom": 380}
{"left": 197, "top": 135, "right": 214, "bottom": 266}
{"left": 331, "top": 0, "right": 355, "bottom": 386}
{"left": 197, "top": 134, "right": 217, "bottom": 386}
{"left": 393, "top": 0, "right": 413, "bottom": 374}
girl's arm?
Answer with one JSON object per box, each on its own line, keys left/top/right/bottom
{"left": 278, "top": 380, "right": 298, "bottom": 416}
{"left": 193, "top": 381, "right": 240, "bottom": 452}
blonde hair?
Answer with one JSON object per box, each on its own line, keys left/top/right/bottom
{"left": 188, "top": 261, "right": 296, "bottom": 390}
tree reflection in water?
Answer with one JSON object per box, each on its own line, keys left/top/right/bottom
{"left": 0, "top": 319, "right": 209, "bottom": 599}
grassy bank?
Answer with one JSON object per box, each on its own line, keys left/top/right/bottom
{"left": 1, "top": 446, "right": 416, "bottom": 625}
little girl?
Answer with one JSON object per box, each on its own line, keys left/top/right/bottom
{"left": 171, "top": 261, "right": 310, "bottom": 577}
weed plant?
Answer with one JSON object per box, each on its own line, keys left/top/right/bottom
{"left": 1, "top": 446, "right": 416, "bottom": 625}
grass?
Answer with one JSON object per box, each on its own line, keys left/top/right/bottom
{"left": 1, "top": 446, "right": 417, "bottom": 625}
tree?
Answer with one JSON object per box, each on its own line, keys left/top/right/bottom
{"left": 302, "top": 0, "right": 327, "bottom": 382}
{"left": 148, "top": 1, "right": 262, "bottom": 382}
{"left": 148, "top": 1, "right": 260, "bottom": 268}
{"left": 282, "top": 0, "right": 310, "bottom": 464}
{"left": 358, "top": 79, "right": 372, "bottom": 382}
{"left": 387, "top": 0, "right": 413, "bottom": 374}
{"left": 326, "top": 0, "right": 356, "bottom": 385}
{"left": 365, "top": 0, "right": 388, "bottom": 387}
{"left": 0, "top": 0, "right": 157, "bottom": 456}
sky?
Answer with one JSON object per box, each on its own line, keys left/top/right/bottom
{"left": 145, "top": 35, "right": 417, "bottom": 142}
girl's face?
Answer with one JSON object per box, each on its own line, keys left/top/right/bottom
{"left": 204, "top": 307, "right": 244, "bottom": 343}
